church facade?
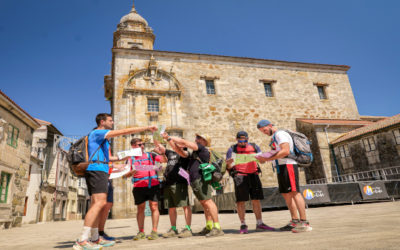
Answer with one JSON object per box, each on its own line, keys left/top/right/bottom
{"left": 104, "top": 3, "right": 360, "bottom": 218}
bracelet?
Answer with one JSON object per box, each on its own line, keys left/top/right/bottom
{"left": 167, "top": 137, "right": 172, "bottom": 142}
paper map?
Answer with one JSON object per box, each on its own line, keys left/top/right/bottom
{"left": 117, "top": 148, "right": 142, "bottom": 160}
{"left": 153, "top": 124, "right": 166, "bottom": 144}
{"left": 109, "top": 165, "right": 130, "bottom": 179}
{"left": 178, "top": 168, "right": 190, "bottom": 184}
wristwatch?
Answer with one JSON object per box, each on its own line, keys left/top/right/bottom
{"left": 167, "top": 137, "right": 172, "bottom": 142}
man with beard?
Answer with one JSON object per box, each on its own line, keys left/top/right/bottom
{"left": 226, "top": 131, "right": 274, "bottom": 234}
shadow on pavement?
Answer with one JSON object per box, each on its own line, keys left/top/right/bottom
{"left": 54, "top": 241, "right": 75, "bottom": 249}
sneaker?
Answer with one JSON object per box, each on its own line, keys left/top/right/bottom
{"left": 101, "top": 232, "right": 115, "bottom": 241}
{"left": 292, "top": 220, "right": 312, "bottom": 233}
{"left": 162, "top": 228, "right": 179, "bottom": 238}
{"left": 205, "top": 228, "right": 224, "bottom": 238}
{"left": 133, "top": 232, "right": 146, "bottom": 241}
{"left": 92, "top": 237, "right": 115, "bottom": 247}
{"left": 278, "top": 220, "right": 299, "bottom": 232}
{"left": 178, "top": 228, "right": 193, "bottom": 238}
{"left": 255, "top": 223, "right": 275, "bottom": 232}
{"left": 147, "top": 230, "right": 159, "bottom": 240}
{"left": 193, "top": 227, "right": 211, "bottom": 236}
{"left": 73, "top": 240, "right": 103, "bottom": 250}
{"left": 239, "top": 224, "right": 248, "bottom": 234}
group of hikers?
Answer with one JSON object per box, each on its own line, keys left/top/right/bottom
{"left": 73, "top": 113, "right": 312, "bottom": 250}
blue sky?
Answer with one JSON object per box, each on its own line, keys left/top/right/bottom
{"left": 0, "top": 0, "right": 399, "bottom": 136}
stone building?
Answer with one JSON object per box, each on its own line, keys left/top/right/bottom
{"left": 330, "top": 114, "right": 400, "bottom": 180}
{"left": 103, "top": 3, "right": 362, "bottom": 218}
{"left": 0, "top": 90, "right": 40, "bottom": 228}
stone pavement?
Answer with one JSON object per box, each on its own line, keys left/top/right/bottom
{"left": 0, "top": 201, "right": 399, "bottom": 250}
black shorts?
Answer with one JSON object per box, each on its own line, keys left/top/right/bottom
{"left": 277, "top": 164, "right": 300, "bottom": 193}
{"left": 107, "top": 180, "right": 114, "bottom": 203}
{"left": 132, "top": 185, "right": 160, "bottom": 205}
{"left": 84, "top": 171, "right": 109, "bottom": 196}
{"left": 233, "top": 173, "right": 264, "bottom": 202}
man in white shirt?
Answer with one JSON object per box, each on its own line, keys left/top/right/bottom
{"left": 256, "top": 119, "right": 312, "bottom": 233}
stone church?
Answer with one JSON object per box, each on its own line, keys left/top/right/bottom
{"left": 104, "top": 2, "right": 362, "bottom": 218}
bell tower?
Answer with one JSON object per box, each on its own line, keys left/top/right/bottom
{"left": 113, "top": 1, "right": 155, "bottom": 50}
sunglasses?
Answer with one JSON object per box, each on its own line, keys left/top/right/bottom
{"left": 136, "top": 143, "right": 144, "bottom": 146}
{"left": 237, "top": 140, "right": 248, "bottom": 143}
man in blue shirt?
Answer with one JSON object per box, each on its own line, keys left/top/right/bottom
{"left": 74, "top": 113, "right": 157, "bottom": 250}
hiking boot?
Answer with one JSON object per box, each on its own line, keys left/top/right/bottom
{"left": 178, "top": 228, "right": 193, "bottom": 238}
{"left": 205, "top": 228, "right": 224, "bottom": 238}
{"left": 133, "top": 232, "right": 146, "bottom": 241}
{"left": 73, "top": 240, "right": 103, "bottom": 250}
{"left": 147, "top": 230, "right": 159, "bottom": 240}
{"left": 101, "top": 232, "right": 115, "bottom": 241}
{"left": 278, "top": 220, "right": 299, "bottom": 232}
{"left": 255, "top": 223, "right": 275, "bottom": 232}
{"left": 239, "top": 224, "right": 248, "bottom": 234}
{"left": 292, "top": 220, "right": 312, "bottom": 233}
{"left": 162, "top": 228, "right": 179, "bottom": 238}
{"left": 193, "top": 227, "right": 211, "bottom": 236}
{"left": 92, "top": 237, "right": 115, "bottom": 247}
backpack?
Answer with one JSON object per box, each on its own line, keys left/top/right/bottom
{"left": 67, "top": 134, "right": 106, "bottom": 177}
{"left": 194, "top": 149, "right": 226, "bottom": 183}
{"left": 273, "top": 130, "right": 313, "bottom": 167}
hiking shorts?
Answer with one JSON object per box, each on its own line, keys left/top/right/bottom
{"left": 107, "top": 180, "right": 114, "bottom": 203}
{"left": 191, "top": 178, "right": 213, "bottom": 201}
{"left": 233, "top": 173, "right": 264, "bottom": 202}
{"left": 164, "top": 183, "right": 189, "bottom": 208}
{"left": 85, "top": 171, "right": 109, "bottom": 196}
{"left": 132, "top": 185, "right": 160, "bottom": 205}
{"left": 277, "top": 164, "right": 300, "bottom": 193}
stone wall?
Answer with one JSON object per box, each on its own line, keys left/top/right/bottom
{"left": 333, "top": 125, "right": 400, "bottom": 175}
{"left": 0, "top": 106, "right": 36, "bottom": 227}
{"left": 108, "top": 49, "right": 360, "bottom": 217}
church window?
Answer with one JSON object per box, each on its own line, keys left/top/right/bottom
{"left": 264, "top": 83, "right": 273, "bottom": 97}
{"left": 362, "top": 137, "right": 376, "bottom": 152}
{"left": 0, "top": 172, "right": 11, "bottom": 203}
{"left": 206, "top": 80, "right": 216, "bottom": 95}
{"left": 147, "top": 99, "right": 159, "bottom": 112}
{"left": 7, "top": 124, "right": 19, "bottom": 148}
{"left": 317, "top": 86, "right": 327, "bottom": 99}
{"left": 393, "top": 129, "right": 400, "bottom": 145}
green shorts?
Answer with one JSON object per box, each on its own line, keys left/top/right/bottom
{"left": 191, "top": 178, "right": 213, "bottom": 201}
{"left": 164, "top": 183, "right": 189, "bottom": 208}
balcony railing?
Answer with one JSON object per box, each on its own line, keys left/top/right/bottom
{"left": 309, "top": 166, "right": 400, "bottom": 184}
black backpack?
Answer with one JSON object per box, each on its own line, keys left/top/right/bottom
{"left": 67, "top": 134, "right": 106, "bottom": 177}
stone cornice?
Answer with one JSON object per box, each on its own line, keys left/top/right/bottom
{"left": 124, "top": 88, "right": 181, "bottom": 95}
{"left": 112, "top": 48, "right": 351, "bottom": 73}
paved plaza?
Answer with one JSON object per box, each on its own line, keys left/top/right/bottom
{"left": 0, "top": 201, "right": 398, "bottom": 250}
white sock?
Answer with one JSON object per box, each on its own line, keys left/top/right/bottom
{"left": 241, "top": 220, "right": 246, "bottom": 226}
{"left": 80, "top": 226, "right": 91, "bottom": 242}
{"left": 91, "top": 228, "right": 99, "bottom": 241}
{"left": 256, "top": 219, "right": 263, "bottom": 225}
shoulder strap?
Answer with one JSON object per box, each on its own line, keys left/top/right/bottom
{"left": 231, "top": 144, "right": 238, "bottom": 153}
{"left": 249, "top": 143, "right": 257, "bottom": 153}
{"left": 88, "top": 138, "right": 107, "bottom": 162}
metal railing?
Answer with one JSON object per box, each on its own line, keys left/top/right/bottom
{"left": 309, "top": 166, "right": 400, "bottom": 184}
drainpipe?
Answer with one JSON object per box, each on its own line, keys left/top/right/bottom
{"left": 52, "top": 150, "right": 60, "bottom": 221}
{"left": 36, "top": 154, "right": 47, "bottom": 223}
{"left": 324, "top": 125, "right": 341, "bottom": 181}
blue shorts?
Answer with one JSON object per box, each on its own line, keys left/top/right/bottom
{"left": 107, "top": 180, "right": 114, "bottom": 203}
